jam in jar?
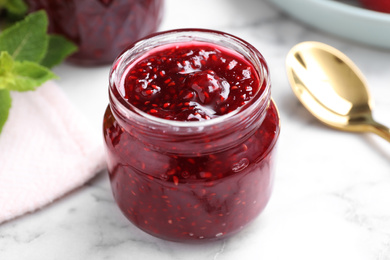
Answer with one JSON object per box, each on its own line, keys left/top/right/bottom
{"left": 26, "top": 0, "right": 164, "bottom": 65}
{"left": 103, "top": 29, "right": 280, "bottom": 242}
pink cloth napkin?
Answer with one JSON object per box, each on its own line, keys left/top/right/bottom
{"left": 0, "top": 81, "right": 106, "bottom": 224}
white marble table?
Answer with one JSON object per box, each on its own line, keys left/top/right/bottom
{"left": 2, "top": 0, "right": 390, "bottom": 259}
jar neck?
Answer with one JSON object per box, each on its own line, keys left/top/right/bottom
{"left": 108, "top": 29, "right": 271, "bottom": 154}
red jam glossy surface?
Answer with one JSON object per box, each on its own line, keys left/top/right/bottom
{"left": 103, "top": 40, "right": 280, "bottom": 241}
{"left": 26, "top": 0, "right": 163, "bottom": 65}
{"left": 120, "top": 42, "right": 261, "bottom": 121}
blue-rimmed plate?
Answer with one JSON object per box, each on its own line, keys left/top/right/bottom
{"left": 267, "top": 0, "right": 390, "bottom": 50}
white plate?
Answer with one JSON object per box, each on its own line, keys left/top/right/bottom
{"left": 267, "top": 0, "right": 390, "bottom": 50}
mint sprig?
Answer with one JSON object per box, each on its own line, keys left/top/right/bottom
{"left": 0, "top": 0, "right": 27, "bottom": 24}
{"left": 0, "top": 51, "right": 56, "bottom": 91}
{"left": 41, "top": 34, "right": 79, "bottom": 69}
{"left": 0, "top": 10, "right": 78, "bottom": 133}
{"left": 0, "top": 10, "right": 49, "bottom": 62}
{"left": 0, "top": 0, "right": 27, "bottom": 17}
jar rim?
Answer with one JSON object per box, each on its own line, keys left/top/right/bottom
{"left": 109, "top": 28, "right": 271, "bottom": 131}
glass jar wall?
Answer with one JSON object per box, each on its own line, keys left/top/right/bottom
{"left": 103, "top": 29, "right": 280, "bottom": 242}
{"left": 26, "top": 0, "right": 164, "bottom": 65}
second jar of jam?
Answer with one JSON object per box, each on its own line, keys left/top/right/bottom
{"left": 103, "top": 29, "right": 280, "bottom": 242}
{"left": 26, "top": 0, "right": 164, "bottom": 65}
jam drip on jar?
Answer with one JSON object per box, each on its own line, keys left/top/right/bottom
{"left": 121, "top": 42, "right": 261, "bottom": 121}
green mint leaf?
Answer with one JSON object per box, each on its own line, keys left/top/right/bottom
{"left": 0, "top": 51, "right": 14, "bottom": 75}
{"left": 0, "top": 10, "right": 49, "bottom": 63}
{"left": 40, "top": 34, "right": 78, "bottom": 68}
{"left": 0, "top": 52, "right": 57, "bottom": 91}
{"left": 9, "top": 60, "right": 57, "bottom": 91}
{"left": 0, "top": 52, "right": 15, "bottom": 90}
{"left": 0, "top": 89, "right": 12, "bottom": 134}
{"left": 2, "top": 0, "right": 28, "bottom": 16}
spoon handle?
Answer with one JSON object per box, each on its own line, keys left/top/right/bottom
{"left": 369, "top": 120, "right": 390, "bottom": 143}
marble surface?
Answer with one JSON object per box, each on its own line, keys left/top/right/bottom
{"left": 2, "top": 0, "right": 390, "bottom": 259}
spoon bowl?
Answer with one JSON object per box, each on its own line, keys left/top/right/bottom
{"left": 286, "top": 41, "right": 390, "bottom": 142}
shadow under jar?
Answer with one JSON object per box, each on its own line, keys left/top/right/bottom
{"left": 103, "top": 29, "right": 281, "bottom": 242}
{"left": 26, "top": 0, "right": 164, "bottom": 65}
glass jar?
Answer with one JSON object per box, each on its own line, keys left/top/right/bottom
{"left": 26, "top": 0, "right": 164, "bottom": 65}
{"left": 103, "top": 29, "right": 280, "bottom": 242}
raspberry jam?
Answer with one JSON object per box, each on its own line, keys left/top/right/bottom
{"left": 103, "top": 29, "right": 280, "bottom": 242}
{"left": 121, "top": 42, "right": 261, "bottom": 121}
{"left": 26, "top": 0, "right": 164, "bottom": 65}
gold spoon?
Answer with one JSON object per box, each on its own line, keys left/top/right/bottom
{"left": 286, "top": 41, "right": 390, "bottom": 142}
